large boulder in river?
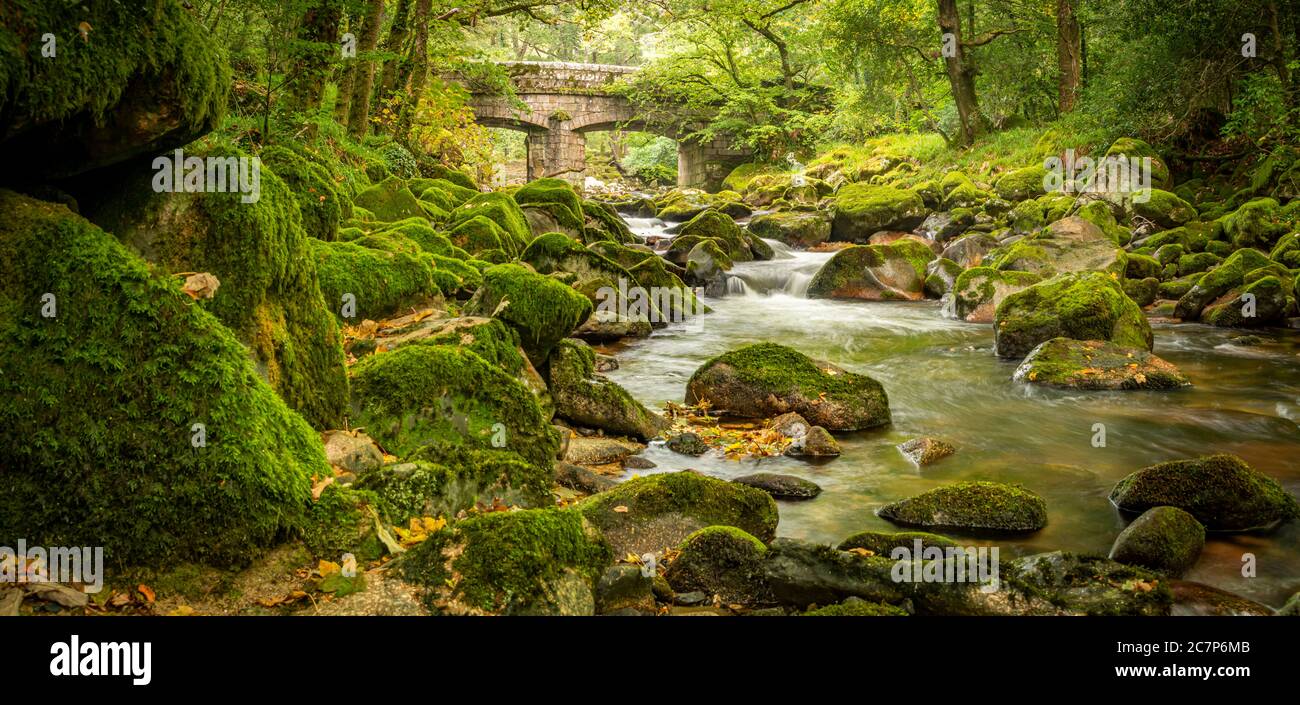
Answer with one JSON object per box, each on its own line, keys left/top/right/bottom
{"left": 0, "top": 190, "right": 329, "bottom": 567}
{"left": 993, "top": 271, "right": 1152, "bottom": 359}
{"left": 1013, "top": 338, "right": 1190, "bottom": 390}
{"left": 0, "top": 0, "right": 229, "bottom": 181}
{"left": 578, "top": 471, "right": 779, "bottom": 556}
{"left": 946, "top": 267, "right": 1042, "bottom": 323}
{"left": 1109, "top": 454, "right": 1300, "bottom": 531}
{"left": 685, "top": 342, "right": 890, "bottom": 430}
{"left": 677, "top": 209, "right": 755, "bottom": 261}
{"left": 547, "top": 339, "right": 669, "bottom": 441}
{"left": 747, "top": 211, "right": 832, "bottom": 249}
{"left": 993, "top": 216, "right": 1126, "bottom": 278}
{"left": 1173, "top": 248, "right": 1289, "bottom": 323}
{"left": 1108, "top": 506, "right": 1205, "bottom": 576}
{"left": 664, "top": 526, "right": 773, "bottom": 605}
{"left": 831, "top": 183, "right": 929, "bottom": 241}
{"left": 806, "top": 240, "right": 936, "bottom": 301}
{"left": 465, "top": 263, "right": 593, "bottom": 365}
{"left": 877, "top": 481, "right": 1048, "bottom": 533}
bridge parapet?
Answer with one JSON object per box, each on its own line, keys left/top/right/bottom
{"left": 478, "top": 61, "right": 638, "bottom": 95}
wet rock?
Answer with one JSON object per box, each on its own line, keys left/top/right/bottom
{"left": 685, "top": 342, "right": 891, "bottom": 431}
{"left": 877, "top": 481, "right": 1048, "bottom": 533}
{"left": 555, "top": 462, "right": 618, "bottom": 495}
{"left": 624, "top": 455, "right": 657, "bottom": 470}
{"left": 761, "top": 538, "right": 909, "bottom": 608}
{"left": 946, "top": 267, "right": 1042, "bottom": 323}
{"left": 1005, "top": 552, "right": 1172, "bottom": 616}
{"left": 784, "top": 426, "right": 842, "bottom": 457}
{"left": 992, "top": 216, "right": 1126, "bottom": 278}
{"left": 322, "top": 430, "right": 385, "bottom": 475}
{"left": 806, "top": 240, "right": 935, "bottom": 301}
{"left": 837, "top": 530, "right": 956, "bottom": 554}
{"left": 1108, "top": 506, "right": 1205, "bottom": 576}
{"left": 548, "top": 339, "right": 669, "bottom": 441}
{"left": 1013, "top": 338, "right": 1190, "bottom": 390}
{"left": 1109, "top": 454, "right": 1300, "bottom": 531}
{"left": 767, "top": 412, "right": 811, "bottom": 438}
{"left": 1168, "top": 580, "right": 1275, "bottom": 616}
{"left": 564, "top": 436, "right": 642, "bottom": 466}
{"left": 897, "top": 437, "right": 955, "bottom": 466}
{"left": 578, "top": 471, "right": 779, "bottom": 556}
{"left": 595, "top": 565, "right": 655, "bottom": 613}
{"left": 666, "top": 432, "right": 710, "bottom": 456}
{"left": 923, "top": 258, "right": 963, "bottom": 298}
{"left": 594, "top": 353, "right": 620, "bottom": 373}
{"left": 573, "top": 310, "right": 653, "bottom": 342}
{"left": 993, "top": 271, "right": 1153, "bottom": 359}
{"left": 665, "top": 526, "right": 773, "bottom": 605}
{"left": 733, "top": 473, "right": 823, "bottom": 500}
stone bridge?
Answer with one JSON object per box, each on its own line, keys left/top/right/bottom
{"left": 463, "top": 61, "right": 749, "bottom": 189}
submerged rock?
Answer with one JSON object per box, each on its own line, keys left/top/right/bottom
{"left": 1108, "top": 506, "right": 1205, "bottom": 576}
{"left": 897, "top": 437, "right": 956, "bottom": 466}
{"left": 1013, "top": 338, "right": 1190, "bottom": 390}
{"left": 1168, "top": 580, "right": 1275, "bottom": 616}
{"left": 732, "top": 473, "right": 823, "bottom": 500}
{"left": 877, "top": 481, "right": 1048, "bottom": 533}
{"left": 993, "top": 271, "right": 1152, "bottom": 359}
{"left": 784, "top": 426, "right": 842, "bottom": 457}
{"left": 1109, "top": 454, "right": 1300, "bottom": 531}
{"left": 685, "top": 342, "right": 890, "bottom": 431}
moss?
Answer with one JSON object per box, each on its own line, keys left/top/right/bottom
{"left": 1125, "top": 253, "right": 1162, "bottom": 280}
{"left": 837, "top": 530, "right": 957, "bottom": 555}
{"left": 448, "top": 192, "right": 531, "bottom": 256}
{"left": 807, "top": 241, "right": 934, "bottom": 300}
{"left": 1177, "top": 251, "right": 1222, "bottom": 277}
{"left": 260, "top": 145, "right": 342, "bottom": 241}
{"left": 1200, "top": 275, "right": 1289, "bottom": 327}
{"left": 581, "top": 199, "right": 635, "bottom": 244}
{"left": 378, "top": 142, "right": 419, "bottom": 179}
{"left": 628, "top": 255, "right": 709, "bottom": 319}
{"left": 84, "top": 142, "right": 348, "bottom": 428}
{"left": 400, "top": 508, "right": 611, "bottom": 615}
{"left": 546, "top": 339, "right": 668, "bottom": 440}
{"left": 1013, "top": 337, "right": 1189, "bottom": 390}
{"left": 803, "top": 600, "right": 908, "bottom": 616}
{"left": 831, "top": 183, "right": 928, "bottom": 240}
{"left": 302, "top": 485, "right": 385, "bottom": 563}
{"left": 447, "top": 214, "right": 509, "bottom": 256}
{"left": 664, "top": 526, "right": 771, "bottom": 605}
{"left": 358, "top": 447, "right": 551, "bottom": 521}
{"left": 309, "top": 239, "right": 443, "bottom": 321}
{"left": 1132, "top": 189, "right": 1196, "bottom": 229}
{"left": 1104, "top": 137, "right": 1171, "bottom": 188}
{"left": 350, "top": 343, "right": 559, "bottom": 468}
{"left": 1219, "top": 197, "right": 1288, "bottom": 250}
{"left": 1109, "top": 454, "right": 1300, "bottom": 531}
{"left": 465, "top": 263, "right": 593, "bottom": 363}
{"left": 943, "top": 181, "right": 991, "bottom": 210}
{"left": 418, "top": 163, "right": 478, "bottom": 190}
{"left": 513, "top": 178, "right": 586, "bottom": 233}
{"left": 994, "top": 165, "right": 1048, "bottom": 201}
{"left": 1108, "top": 506, "right": 1205, "bottom": 576}
{"left": 0, "top": 0, "right": 229, "bottom": 179}
{"left": 877, "top": 481, "right": 1048, "bottom": 533}
{"left": 1174, "top": 248, "right": 1273, "bottom": 319}
{"left": 0, "top": 190, "right": 329, "bottom": 567}
{"left": 722, "top": 162, "right": 783, "bottom": 192}
{"left": 993, "top": 271, "right": 1152, "bottom": 359}
{"left": 678, "top": 209, "right": 752, "bottom": 261}
{"left": 352, "top": 176, "right": 425, "bottom": 222}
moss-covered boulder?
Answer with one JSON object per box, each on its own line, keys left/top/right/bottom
{"left": 993, "top": 216, "right": 1126, "bottom": 278}
{"left": 994, "top": 165, "right": 1048, "bottom": 202}
{"left": 1013, "top": 338, "right": 1190, "bottom": 390}
{"left": 349, "top": 344, "right": 559, "bottom": 469}
{"left": 993, "top": 271, "right": 1152, "bottom": 359}
{"left": 260, "top": 145, "right": 345, "bottom": 241}
{"left": 309, "top": 239, "right": 446, "bottom": 321}
{"left": 1104, "top": 138, "right": 1171, "bottom": 190}
{"left": 464, "top": 263, "right": 593, "bottom": 364}
{"left": 400, "top": 508, "right": 612, "bottom": 615}
{"left": 1199, "top": 274, "right": 1292, "bottom": 327}
{"left": 831, "top": 183, "right": 929, "bottom": 241}
{"left": 923, "top": 257, "right": 963, "bottom": 298}
{"left": 581, "top": 199, "right": 636, "bottom": 244}
{"left": 678, "top": 209, "right": 754, "bottom": 261}
{"left": 627, "top": 255, "right": 708, "bottom": 323}
{"left": 685, "top": 342, "right": 890, "bottom": 431}
{"left": 0, "top": 0, "right": 229, "bottom": 180}
{"left": 578, "top": 471, "right": 779, "bottom": 556}
{"left": 655, "top": 188, "right": 714, "bottom": 221}
{"left": 1131, "top": 189, "right": 1197, "bottom": 229}
{"left": 352, "top": 176, "right": 425, "bottom": 222}
{"left": 1173, "top": 248, "right": 1277, "bottom": 320}
{"left": 946, "top": 267, "right": 1042, "bottom": 323}
{"left": 418, "top": 163, "right": 478, "bottom": 190}
{"left": 547, "top": 339, "right": 669, "bottom": 441}
{"left": 664, "top": 526, "right": 772, "bottom": 605}
{"left": 1108, "top": 506, "right": 1205, "bottom": 576}
{"left": 1218, "top": 197, "right": 1289, "bottom": 250}
{"left": 356, "top": 444, "right": 552, "bottom": 519}
{"left": 806, "top": 240, "right": 935, "bottom": 301}
{"left": 0, "top": 191, "right": 329, "bottom": 567}
{"left": 84, "top": 144, "right": 347, "bottom": 428}
{"left": 803, "top": 599, "right": 909, "bottom": 616}
{"left": 837, "top": 530, "right": 957, "bottom": 555}
{"left": 521, "top": 232, "right": 635, "bottom": 291}
{"left": 732, "top": 473, "right": 823, "bottom": 500}
{"left": 513, "top": 178, "right": 586, "bottom": 239}
{"left": 1109, "top": 454, "right": 1300, "bottom": 531}
{"left": 747, "top": 211, "right": 832, "bottom": 249}
{"left": 447, "top": 192, "right": 531, "bottom": 256}
{"left": 877, "top": 481, "right": 1048, "bottom": 533}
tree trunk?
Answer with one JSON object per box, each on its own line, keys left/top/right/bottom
{"left": 1056, "top": 0, "right": 1082, "bottom": 113}
{"left": 346, "top": 0, "right": 385, "bottom": 139}
{"left": 376, "top": 0, "right": 414, "bottom": 110}
{"left": 395, "top": 0, "right": 432, "bottom": 138}
{"left": 333, "top": 12, "right": 355, "bottom": 124}
{"left": 937, "top": 0, "right": 986, "bottom": 146}
{"left": 286, "top": 2, "right": 343, "bottom": 115}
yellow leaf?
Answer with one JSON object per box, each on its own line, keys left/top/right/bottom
{"left": 317, "top": 559, "right": 341, "bottom": 577}
{"left": 613, "top": 505, "right": 629, "bottom": 513}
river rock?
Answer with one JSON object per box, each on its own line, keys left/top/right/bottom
{"left": 917, "top": 211, "right": 973, "bottom": 242}
{"left": 1013, "top": 338, "right": 1190, "bottom": 390}
{"left": 897, "top": 437, "right": 955, "bottom": 466}
{"left": 924, "top": 258, "right": 963, "bottom": 298}
{"left": 831, "top": 184, "right": 930, "bottom": 240}
{"left": 993, "top": 271, "right": 1153, "bottom": 359}
{"left": 747, "top": 211, "right": 832, "bottom": 249}
{"left": 877, "top": 481, "right": 1048, "bottom": 532}
{"left": 732, "top": 473, "right": 823, "bottom": 500}
{"left": 1108, "top": 506, "right": 1205, "bottom": 576}
{"left": 555, "top": 462, "right": 618, "bottom": 495}
{"left": 322, "top": 430, "right": 384, "bottom": 475}
{"left": 946, "top": 267, "right": 1042, "bottom": 323}
{"left": 1109, "top": 454, "right": 1300, "bottom": 531}
{"left": 837, "top": 530, "right": 956, "bottom": 554}
{"left": 685, "top": 342, "right": 891, "bottom": 431}
{"left": 992, "top": 216, "right": 1126, "bottom": 278}
{"left": 564, "top": 436, "right": 642, "bottom": 466}
{"left": 578, "top": 471, "right": 779, "bottom": 556}
{"left": 595, "top": 565, "right": 655, "bottom": 614}
{"left": 785, "top": 426, "right": 842, "bottom": 457}
{"left": 1168, "top": 580, "right": 1275, "bottom": 616}
{"left": 940, "top": 232, "right": 997, "bottom": 268}
{"left": 665, "top": 432, "right": 710, "bottom": 456}
{"left": 547, "top": 339, "right": 669, "bottom": 441}
{"left": 806, "top": 240, "right": 935, "bottom": 301}
{"left": 767, "top": 412, "right": 811, "bottom": 438}
{"left": 665, "top": 526, "right": 773, "bottom": 605}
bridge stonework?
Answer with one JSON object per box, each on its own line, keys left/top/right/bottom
{"left": 463, "top": 62, "right": 749, "bottom": 190}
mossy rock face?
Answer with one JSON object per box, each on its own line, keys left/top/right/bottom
{"left": 355, "top": 447, "right": 551, "bottom": 522}
{"left": 260, "top": 145, "right": 343, "bottom": 241}
{"left": 678, "top": 209, "right": 754, "bottom": 261}
{"left": 412, "top": 177, "right": 477, "bottom": 207}
{"left": 1013, "top": 338, "right": 1190, "bottom": 390}
{"left": 655, "top": 188, "right": 715, "bottom": 221}
{"left": 588, "top": 240, "right": 655, "bottom": 269}
{"left": 447, "top": 214, "right": 509, "bottom": 256}
{"left": 464, "top": 263, "right": 593, "bottom": 364}
{"left": 418, "top": 163, "right": 477, "bottom": 190}
{"left": 685, "top": 342, "right": 890, "bottom": 431}
{"left": 84, "top": 143, "right": 348, "bottom": 428}
{"left": 0, "top": 191, "right": 329, "bottom": 567}
{"left": 349, "top": 344, "right": 559, "bottom": 469}
{"left": 993, "top": 271, "right": 1152, "bottom": 359}
{"left": 807, "top": 240, "right": 935, "bottom": 301}
{"left": 664, "top": 526, "right": 772, "bottom": 605}
{"left": 400, "top": 508, "right": 612, "bottom": 615}
{"left": 1104, "top": 138, "right": 1171, "bottom": 189}
{"left": 521, "top": 232, "right": 637, "bottom": 295}
{"left": 447, "top": 192, "right": 531, "bottom": 256}
{"left": 1125, "top": 252, "right": 1162, "bottom": 280}
{"left": 1219, "top": 197, "right": 1289, "bottom": 250}
{"left": 1074, "top": 200, "right": 1131, "bottom": 245}
{"left": 0, "top": 0, "right": 229, "bottom": 180}
{"left": 923, "top": 257, "right": 963, "bottom": 298}
{"left": 1131, "top": 189, "right": 1197, "bottom": 229}
{"left": 803, "top": 599, "right": 908, "bottom": 616}
{"left": 1005, "top": 551, "right": 1172, "bottom": 616}
{"left": 581, "top": 199, "right": 635, "bottom": 244}
{"left": 836, "top": 530, "right": 957, "bottom": 555}
{"left": 878, "top": 481, "right": 1048, "bottom": 533}
{"left": 994, "top": 165, "right": 1048, "bottom": 202}
{"left": 1109, "top": 454, "right": 1300, "bottom": 531}
{"left": 352, "top": 177, "right": 425, "bottom": 222}
{"left": 579, "top": 471, "right": 779, "bottom": 556}
{"left": 1108, "top": 506, "right": 1205, "bottom": 577}
{"left": 546, "top": 339, "right": 669, "bottom": 441}
{"left": 1122, "top": 276, "right": 1160, "bottom": 307}
{"left": 1174, "top": 248, "right": 1275, "bottom": 320}
{"left": 309, "top": 239, "right": 444, "bottom": 321}
{"left": 747, "top": 211, "right": 832, "bottom": 249}
{"left": 831, "top": 183, "right": 929, "bottom": 241}
{"left": 302, "top": 485, "right": 384, "bottom": 563}
{"left": 1199, "top": 274, "right": 1292, "bottom": 328}
{"left": 514, "top": 178, "right": 586, "bottom": 239}
{"left": 1269, "top": 232, "right": 1300, "bottom": 268}
{"left": 947, "top": 267, "right": 1042, "bottom": 323}
{"left": 685, "top": 238, "right": 733, "bottom": 288}
{"left": 627, "top": 255, "right": 708, "bottom": 321}
{"left": 993, "top": 216, "right": 1126, "bottom": 278}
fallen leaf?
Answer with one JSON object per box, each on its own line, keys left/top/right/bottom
{"left": 180, "top": 272, "right": 220, "bottom": 300}
{"left": 137, "top": 584, "right": 156, "bottom": 603}
{"left": 613, "top": 505, "right": 629, "bottom": 513}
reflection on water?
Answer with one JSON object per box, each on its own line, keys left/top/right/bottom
{"left": 604, "top": 235, "right": 1300, "bottom": 606}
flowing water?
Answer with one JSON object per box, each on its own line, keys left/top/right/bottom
{"left": 604, "top": 218, "right": 1300, "bottom": 607}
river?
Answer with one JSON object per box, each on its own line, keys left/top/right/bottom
{"left": 604, "top": 214, "right": 1300, "bottom": 607}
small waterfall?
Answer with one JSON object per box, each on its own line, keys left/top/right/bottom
{"left": 727, "top": 239, "right": 832, "bottom": 297}
{"left": 725, "top": 276, "right": 752, "bottom": 296}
